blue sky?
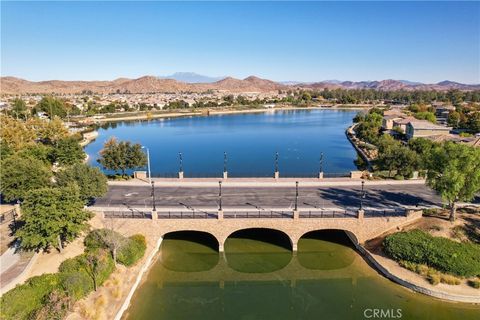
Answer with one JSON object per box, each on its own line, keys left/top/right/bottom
{"left": 1, "top": 1, "right": 479, "bottom": 83}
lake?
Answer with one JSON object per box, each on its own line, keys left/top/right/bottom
{"left": 124, "top": 230, "right": 480, "bottom": 320}
{"left": 85, "top": 109, "right": 360, "bottom": 177}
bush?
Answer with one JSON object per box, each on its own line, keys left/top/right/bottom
{"left": 468, "top": 279, "right": 480, "bottom": 289}
{"left": 31, "top": 289, "right": 73, "bottom": 320}
{"left": 59, "top": 249, "right": 115, "bottom": 299}
{"left": 85, "top": 229, "right": 146, "bottom": 266}
{"left": 427, "top": 273, "right": 441, "bottom": 285}
{"left": 0, "top": 274, "right": 59, "bottom": 320}
{"left": 117, "top": 234, "right": 147, "bottom": 266}
{"left": 84, "top": 228, "right": 124, "bottom": 251}
{"left": 383, "top": 230, "right": 480, "bottom": 277}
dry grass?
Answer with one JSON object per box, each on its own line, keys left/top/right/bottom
{"left": 399, "top": 260, "right": 462, "bottom": 286}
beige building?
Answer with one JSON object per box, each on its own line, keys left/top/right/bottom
{"left": 405, "top": 120, "right": 452, "bottom": 140}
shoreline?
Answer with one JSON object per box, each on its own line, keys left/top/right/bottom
{"left": 89, "top": 105, "right": 368, "bottom": 124}
{"left": 358, "top": 245, "right": 480, "bottom": 304}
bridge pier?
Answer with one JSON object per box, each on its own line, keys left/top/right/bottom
{"left": 274, "top": 171, "right": 280, "bottom": 179}
{"left": 318, "top": 172, "right": 324, "bottom": 179}
{"left": 218, "top": 210, "right": 224, "bottom": 220}
{"left": 357, "top": 209, "right": 364, "bottom": 221}
{"left": 178, "top": 171, "right": 184, "bottom": 179}
{"left": 223, "top": 171, "right": 228, "bottom": 179}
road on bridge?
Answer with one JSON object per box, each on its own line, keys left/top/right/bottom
{"left": 93, "top": 183, "right": 459, "bottom": 211}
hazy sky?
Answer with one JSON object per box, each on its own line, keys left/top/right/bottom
{"left": 1, "top": 1, "right": 479, "bottom": 83}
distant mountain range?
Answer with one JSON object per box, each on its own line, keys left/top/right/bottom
{"left": 159, "top": 72, "right": 225, "bottom": 83}
{"left": 1, "top": 74, "right": 479, "bottom": 95}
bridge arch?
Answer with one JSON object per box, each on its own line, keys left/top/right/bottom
{"left": 225, "top": 227, "right": 294, "bottom": 251}
{"left": 159, "top": 230, "right": 220, "bottom": 272}
{"left": 224, "top": 227, "right": 293, "bottom": 273}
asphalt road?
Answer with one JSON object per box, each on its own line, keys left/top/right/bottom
{"left": 92, "top": 184, "right": 462, "bottom": 211}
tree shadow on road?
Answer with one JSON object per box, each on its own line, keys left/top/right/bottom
{"left": 316, "top": 188, "right": 439, "bottom": 209}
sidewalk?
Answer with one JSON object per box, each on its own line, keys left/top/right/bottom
{"left": 108, "top": 177, "right": 427, "bottom": 188}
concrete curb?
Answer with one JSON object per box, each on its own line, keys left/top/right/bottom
{"left": 114, "top": 237, "right": 163, "bottom": 320}
{"left": 0, "top": 252, "right": 39, "bottom": 296}
{"left": 107, "top": 178, "right": 427, "bottom": 188}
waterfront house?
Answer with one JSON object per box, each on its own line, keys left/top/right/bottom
{"left": 405, "top": 120, "right": 452, "bottom": 140}
{"left": 382, "top": 115, "right": 403, "bottom": 130}
{"left": 392, "top": 116, "right": 416, "bottom": 133}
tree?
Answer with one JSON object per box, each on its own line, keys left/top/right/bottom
{"left": 467, "top": 112, "right": 480, "bottom": 133}
{"left": 0, "top": 115, "right": 36, "bottom": 151}
{"left": 52, "top": 136, "right": 85, "bottom": 166}
{"left": 97, "top": 138, "right": 147, "bottom": 176}
{"left": 84, "top": 228, "right": 126, "bottom": 266}
{"left": 33, "top": 116, "right": 69, "bottom": 145}
{"left": 447, "top": 111, "right": 461, "bottom": 127}
{"left": 414, "top": 111, "right": 437, "bottom": 124}
{"left": 16, "top": 144, "right": 54, "bottom": 165}
{"left": 56, "top": 163, "right": 108, "bottom": 203}
{"left": 0, "top": 155, "right": 52, "bottom": 202}
{"left": 36, "top": 96, "right": 67, "bottom": 119}
{"left": 376, "top": 135, "right": 419, "bottom": 178}
{"left": 11, "top": 98, "right": 28, "bottom": 120}
{"left": 426, "top": 142, "right": 480, "bottom": 221}
{"left": 16, "top": 185, "right": 92, "bottom": 252}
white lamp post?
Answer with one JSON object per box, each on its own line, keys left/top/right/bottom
{"left": 142, "top": 146, "right": 152, "bottom": 184}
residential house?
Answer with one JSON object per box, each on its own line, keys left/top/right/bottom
{"left": 405, "top": 120, "right": 452, "bottom": 140}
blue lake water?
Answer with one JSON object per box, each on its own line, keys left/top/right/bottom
{"left": 85, "top": 109, "right": 359, "bottom": 177}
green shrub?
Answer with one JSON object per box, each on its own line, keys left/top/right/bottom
{"left": 84, "top": 228, "right": 124, "bottom": 251}
{"left": 117, "top": 234, "right": 147, "bottom": 266}
{"left": 0, "top": 274, "right": 59, "bottom": 320}
{"left": 85, "top": 229, "right": 146, "bottom": 266}
{"left": 383, "top": 230, "right": 480, "bottom": 277}
{"left": 31, "top": 289, "right": 72, "bottom": 320}
{"left": 59, "top": 249, "right": 115, "bottom": 299}
{"left": 427, "top": 273, "right": 441, "bottom": 285}
{"left": 467, "top": 278, "right": 480, "bottom": 289}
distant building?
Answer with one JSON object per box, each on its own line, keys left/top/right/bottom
{"left": 405, "top": 120, "right": 452, "bottom": 140}
{"left": 382, "top": 115, "right": 403, "bottom": 130}
{"left": 392, "top": 116, "right": 416, "bottom": 133}
{"left": 433, "top": 104, "right": 455, "bottom": 125}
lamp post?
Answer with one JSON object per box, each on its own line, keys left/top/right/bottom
{"left": 179, "top": 152, "right": 183, "bottom": 173}
{"left": 360, "top": 180, "right": 365, "bottom": 210}
{"left": 275, "top": 152, "right": 279, "bottom": 173}
{"left": 295, "top": 181, "right": 299, "bottom": 211}
{"left": 319, "top": 152, "right": 324, "bottom": 173}
{"left": 223, "top": 152, "right": 227, "bottom": 173}
{"left": 142, "top": 146, "right": 151, "bottom": 184}
{"left": 151, "top": 181, "right": 156, "bottom": 211}
{"left": 218, "top": 181, "right": 222, "bottom": 211}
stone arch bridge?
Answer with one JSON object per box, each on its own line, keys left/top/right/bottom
{"left": 95, "top": 208, "right": 422, "bottom": 251}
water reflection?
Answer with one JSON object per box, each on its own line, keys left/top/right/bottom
{"left": 125, "top": 230, "right": 480, "bottom": 320}
{"left": 160, "top": 231, "right": 219, "bottom": 272}
{"left": 297, "top": 230, "right": 356, "bottom": 270}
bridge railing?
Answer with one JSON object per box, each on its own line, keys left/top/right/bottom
{"left": 103, "top": 211, "right": 151, "bottom": 219}
{"left": 102, "top": 208, "right": 408, "bottom": 219}
{"left": 157, "top": 211, "right": 218, "bottom": 219}
{"left": 224, "top": 211, "right": 293, "bottom": 219}
{"left": 364, "top": 209, "right": 406, "bottom": 218}
{"left": 300, "top": 210, "right": 357, "bottom": 218}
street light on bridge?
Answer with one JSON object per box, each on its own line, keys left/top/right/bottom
{"left": 141, "top": 146, "right": 152, "bottom": 184}
{"left": 218, "top": 181, "right": 223, "bottom": 211}
{"left": 295, "top": 181, "right": 299, "bottom": 211}
{"left": 151, "top": 181, "right": 156, "bottom": 212}
{"left": 360, "top": 180, "right": 366, "bottom": 210}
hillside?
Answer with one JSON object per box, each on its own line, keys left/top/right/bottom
{"left": 1, "top": 75, "right": 478, "bottom": 95}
